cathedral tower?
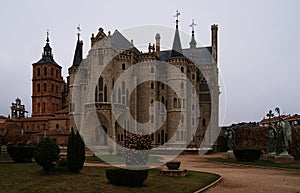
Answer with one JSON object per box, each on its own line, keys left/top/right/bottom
{"left": 32, "top": 33, "right": 64, "bottom": 117}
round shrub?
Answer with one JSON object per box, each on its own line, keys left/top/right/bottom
{"left": 105, "top": 168, "right": 148, "bottom": 187}
{"left": 7, "top": 145, "right": 36, "bottom": 163}
{"left": 34, "top": 138, "right": 60, "bottom": 174}
{"left": 233, "top": 149, "right": 261, "bottom": 162}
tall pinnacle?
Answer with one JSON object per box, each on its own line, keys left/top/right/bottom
{"left": 72, "top": 25, "right": 83, "bottom": 67}
{"left": 171, "top": 10, "right": 183, "bottom": 57}
{"left": 189, "top": 19, "right": 197, "bottom": 49}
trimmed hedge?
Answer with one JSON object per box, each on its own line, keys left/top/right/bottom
{"left": 7, "top": 146, "right": 36, "bottom": 163}
{"left": 233, "top": 149, "right": 261, "bottom": 162}
{"left": 105, "top": 168, "right": 148, "bottom": 187}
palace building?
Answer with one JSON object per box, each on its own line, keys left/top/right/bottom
{"left": 5, "top": 15, "right": 220, "bottom": 152}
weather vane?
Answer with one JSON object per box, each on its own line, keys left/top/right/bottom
{"left": 189, "top": 19, "right": 197, "bottom": 32}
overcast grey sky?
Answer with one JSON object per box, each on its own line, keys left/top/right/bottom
{"left": 1, "top": 0, "right": 299, "bottom": 126}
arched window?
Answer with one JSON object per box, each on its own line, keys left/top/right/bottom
{"left": 56, "top": 69, "right": 59, "bottom": 77}
{"left": 43, "top": 83, "right": 47, "bottom": 92}
{"left": 151, "top": 133, "right": 154, "bottom": 141}
{"left": 173, "top": 98, "right": 177, "bottom": 108}
{"left": 151, "top": 67, "right": 154, "bottom": 73}
{"left": 51, "top": 68, "right": 54, "bottom": 76}
{"left": 150, "top": 99, "right": 154, "bottom": 107}
{"left": 192, "top": 103, "right": 195, "bottom": 110}
{"left": 122, "top": 81, "right": 125, "bottom": 94}
{"left": 51, "top": 84, "right": 54, "bottom": 92}
{"left": 104, "top": 85, "right": 107, "bottom": 102}
{"left": 192, "top": 74, "right": 195, "bottom": 80}
{"left": 126, "top": 89, "right": 129, "bottom": 105}
{"left": 122, "top": 63, "right": 126, "bottom": 70}
{"left": 122, "top": 96, "right": 125, "bottom": 105}
{"left": 202, "top": 118, "right": 206, "bottom": 127}
{"left": 95, "top": 86, "right": 98, "bottom": 102}
{"left": 161, "top": 83, "right": 164, "bottom": 89}
{"left": 37, "top": 103, "right": 41, "bottom": 113}
{"left": 42, "top": 103, "right": 45, "bottom": 112}
{"left": 37, "top": 84, "right": 40, "bottom": 92}
{"left": 37, "top": 68, "right": 40, "bottom": 76}
{"left": 181, "top": 81, "right": 184, "bottom": 89}
{"left": 95, "top": 125, "right": 107, "bottom": 145}
{"left": 161, "top": 96, "right": 165, "bottom": 112}
{"left": 192, "top": 117, "right": 195, "bottom": 125}
{"left": 176, "top": 131, "right": 179, "bottom": 141}
{"left": 118, "top": 88, "right": 121, "bottom": 103}
{"left": 99, "top": 77, "right": 103, "bottom": 91}
{"left": 161, "top": 130, "right": 165, "bottom": 144}
{"left": 181, "top": 66, "right": 184, "bottom": 73}
{"left": 158, "top": 133, "right": 161, "bottom": 143}
{"left": 151, "top": 82, "right": 154, "bottom": 89}
{"left": 99, "top": 93, "right": 103, "bottom": 102}
{"left": 44, "top": 67, "right": 47, "bottom": 76}
{"left": 181, "top": 131, "right": 184, "bottom": 141}
{"left": 181, "top": 114, "right": 184, "bottom": 123}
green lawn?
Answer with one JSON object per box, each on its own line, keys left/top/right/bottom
{"left": 0, "top": 162, "right": 220, "bottom": 193}
{"left": 209, "top": 157, "right": 300, "bottom": 170}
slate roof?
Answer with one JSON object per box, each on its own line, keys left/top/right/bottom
{"left": 111, "top": 30, "right": 140, "bottom": 54}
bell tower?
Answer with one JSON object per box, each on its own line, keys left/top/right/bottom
{"left": 32, "top": 32, "right": 64, "bottom": 117}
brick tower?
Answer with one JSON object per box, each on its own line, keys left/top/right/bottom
{"left": 32, "top": 32, "right": 64, "bottom": 117}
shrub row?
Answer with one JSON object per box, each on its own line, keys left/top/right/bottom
{"left": 233, "top": 149, "right": 261, "bottom": 162}
{"left": 7, "top": 146, "right": 36, "bottom": 163}
{"left": 105, "top": 168, "right": 148, "bottom": 187}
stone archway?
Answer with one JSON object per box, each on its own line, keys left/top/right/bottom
{"left": 94, "top": 125, "right": 107, "bottom": 146}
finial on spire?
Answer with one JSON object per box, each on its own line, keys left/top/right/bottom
{"left": 77, "top": 24, "right": 81, "bottom": 40}
{"left": 46, "top": 29, "right": 49, "bottom": 43}
{"left": 189, "top": 19, "right": 197, "bottom": 33}
{"left": 174, "top": 10, "right": 180, "bottom": 28}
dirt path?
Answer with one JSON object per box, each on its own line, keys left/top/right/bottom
{"left": 176, "top": 154, "right": 300, "bottom": 193}
{"left": 84, "top": 154, "right": 300, "bottom": 193}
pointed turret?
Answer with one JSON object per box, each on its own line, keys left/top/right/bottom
{"left": 171, "top": 10, "right": 183, "bottom": 57}
{"left": 72, "top": 32, "right": 83, "bottom": 67}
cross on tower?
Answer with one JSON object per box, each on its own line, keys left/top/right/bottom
{"left": 189, "top": 19, "right": 197, "bottom": 32}
{"left": 77, "top": 24, "right": 81, "bottom": 40}
{"left": 174, "top": 10, "right": 180, "bottom": 20}
{"left": 174, "top": 10, "right": 180, "bottom": 27}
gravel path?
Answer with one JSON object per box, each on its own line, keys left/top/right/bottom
{"left": 176, "top": 154, "right": 300, "bottom": 193}
{"left": 84, "top": 154, "right": 300, "bottom": 193}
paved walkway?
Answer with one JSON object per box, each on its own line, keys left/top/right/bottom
{"left": 85, "top": 153, "right": 300, "bottom": 193}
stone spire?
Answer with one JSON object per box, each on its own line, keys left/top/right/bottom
{"left": 171, "top": 10, "right": 183, "bottom": 57}
{"left": 189, "top": 19, "right": 197, "bottom": 49}
{"left": 72, "top": 25, "right": 83, "bottom": 67}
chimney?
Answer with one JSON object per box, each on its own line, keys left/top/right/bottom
{"left": 155, "top": 33, "right": 161, "bottom": 58}
{"left": 211, "top": 24, "right": 218, "bottom": 64}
